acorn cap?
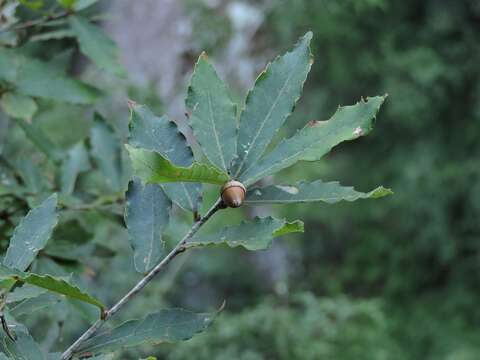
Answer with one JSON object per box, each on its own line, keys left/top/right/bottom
{"left": 221, "top": 180, "right": 246, "bottom": 208}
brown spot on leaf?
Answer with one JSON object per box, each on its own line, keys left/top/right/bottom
{"left": 308, "top": 120, "right": 327, "bottom": 127}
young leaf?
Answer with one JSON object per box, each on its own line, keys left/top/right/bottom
{"left": 232, "top": 32, "right": 313, "bottom": 177}
{"left": 61, "top": 141, "right": 90, "bottom": 194}
{"left": 90, "top": 113, "right": 123, "bottom": 192}
{"left": 69, "top": 16, "right": 126, "bottom": 77}
{"left": 0, "top": 92, "right": 37, "bottom": 120}
{"left": 126, "top": 145, "right": 229, "bottom": 185}
{"left": 128, "top": 104, "right": 201, "bottom": 211}
{"left": 3, "top": 194, "right": 58, "bottom": 271}
{"left": 0, "top": 265, "right": 105, "bottom": 311}
{"left": 186, "top": 53, "right": 237, "bottom": 172}
{"left": 0, "top": 49, "right": 99, "bottom": 104}
{"left": 125, "top": 179, "right": 171, "bottom": 273}
{"left": 240, "top": 96, "right": 386, "bottom": 186}
{"left": 76, "top": 308, "right": 218, "bottom": 356}
{"left": 245, "top": 180, "right": 393, "bottom": 204}
{"left": 186, "top": 217, "right": 304, "bottom": 251}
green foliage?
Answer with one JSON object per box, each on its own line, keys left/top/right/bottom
{"left": 265, "top": 0, "right": 480, "bottom": 357}
{"left": 69, "top": 15, "right": 126, "bottom": 77}
{"left": 129, "top": 34, "right": 387, "bottom": 208}
{"left": 0, "top": 2, "right": 389, "bottom": 358}
{"left": 163, "top": 293, "right": 397, "bottom": 360}
{"left": 0, "top": 49, "right": 99, "bottom": 104}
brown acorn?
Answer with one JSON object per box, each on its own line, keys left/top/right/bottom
{"left": 220, "top": 180, "right": 246, "bottom": 208}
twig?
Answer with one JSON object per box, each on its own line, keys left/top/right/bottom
{"left": 0, "top": 292, "right": 15, "bottom": 342}
{"left": 0, "top": 11, "right": 71, "bottom": 34}
{"left": 60, "top": 198, "right": 224, "bottom": 360}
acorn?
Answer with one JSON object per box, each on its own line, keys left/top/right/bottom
{"left": 220, "top": 180, "right": 246, "bottom": 208}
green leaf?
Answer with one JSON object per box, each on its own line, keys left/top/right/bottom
{"left": 0, "top": 264, "right": 105, "bottom": 311}
{"left": 186, "top": 53, "right": 237, "bottom": 172}
{"left": 186, "top": 217, "right": 304, "bottom": 251}
{"left": 125, "top": 179, "right": 171, "bottom": 273}
{"left": 128, "top": 104, "right": 201, "bottom": 212}
{"left": 127, "top": 145, "right": 229, "bottom": 185}
{"left": 76, "top": 308, "right": 218, "bottom": 356}
{"left": 0, "top": 49, "right": 99, "bottom": 104}
{"left": 90, "top": 113, "right": 123, "bottom": 192}
{"left": 232, "top": 32, "right": 313, "bottom": 177}
{"left": 0, "top": 332, "right": 46, "bottom": 360}
{"left": 240, "top": 96, "right": 386, "bottom": 186}
{"left": 3, "top": 194, "right": 58, "bottom": 271}
{"left": 245, "top": 180, "right": 393, "bottom": 204}
{"left": 13, "top": 118, "right": 62, "bottom": 162}
{"left": 0, "top": 92, "right": 37, "bottom": 120}
{"left": 61, "top": 141, "right": 90, "bottom": 194}
{"left": 70, "top": 16, "right": 126, "bottom": 77}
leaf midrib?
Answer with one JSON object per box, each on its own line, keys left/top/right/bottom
{"left": 242, "top": 120, "right": 361, "bottom": 185}
{"left": 234, "top": 61, "right": 298, "bottom": 178}
{"left": 206, "top": 91, "right": 227, "bottom": 171}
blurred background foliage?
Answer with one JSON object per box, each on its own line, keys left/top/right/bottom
{"left": 1, "top": 0, "right": 480, "bottom": 359}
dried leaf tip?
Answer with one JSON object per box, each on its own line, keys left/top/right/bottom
{"left": 127, "top": 99, "right": 137, "bottom": 110}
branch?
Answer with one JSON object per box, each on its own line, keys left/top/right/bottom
{"left": 59, "top": 198, "right": 224, "bottom": 360}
